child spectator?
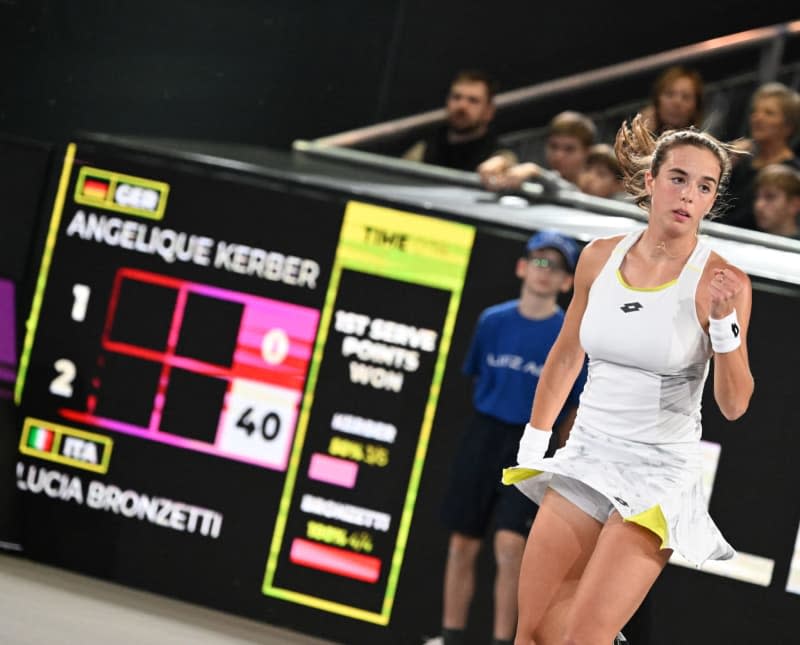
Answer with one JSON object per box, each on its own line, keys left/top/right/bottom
{"left": 577, "top": 143, "right": 628, "bottom": 201}
{"left": 753, "top": 164, "right": 800, "bottom": 238}
{"left": 424, "top": 231, "right": 585, "bottom": 645}
{"left": 478, "top": 111, "right": 596, "bottom": 191}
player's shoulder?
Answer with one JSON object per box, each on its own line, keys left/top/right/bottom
{"left": 582, "top": 233, "right": 626, "bottom": 257}
{"left": 574, "top": 233, "right": 627, "bottom": 277}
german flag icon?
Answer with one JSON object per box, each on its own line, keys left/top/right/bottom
{"left": 81, "top": 176, "right": 110, "bottom": 200}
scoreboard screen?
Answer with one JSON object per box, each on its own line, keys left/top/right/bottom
{"left": 13, "top": 142, "right": 475, "bottom": 635}
{"left": 8, "top": 139, "right": 800, "bottom": 645}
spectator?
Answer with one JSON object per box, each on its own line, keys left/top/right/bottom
{"left": 641, "top": 66, "right": 705, "bottom": 134}
{"left": 424, "top": 231, "right": 585, "bottom": 645}
{"left": 479, "top": 111, "right": 596, "bottom": 191}
{"left": 753, "top": 164, "right": 800, "bottom": 238}
{"left": 403, "top": 70, "right": 515, "bottom": 171}
{"left": 722, "top": 81, "right": 800, "bottom": 229}
{"left": 577, "top": 143, "right": 628, "bottom": 201}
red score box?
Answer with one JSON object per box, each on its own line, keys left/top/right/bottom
{"left": 289, "top": 537, "right": 381, "bottom": 583}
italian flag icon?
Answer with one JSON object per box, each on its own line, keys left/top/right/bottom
{"left": 27, "top": 426, "right": 54, "bottom": 452}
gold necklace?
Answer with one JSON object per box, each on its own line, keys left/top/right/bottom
{"left": 652, "top": 235, "right": 697, "bottom": 261}
{"left": 655, "top": 240, "right": 678, "bottom": 259}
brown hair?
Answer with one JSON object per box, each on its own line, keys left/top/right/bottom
{"left": 586, "top": 143, "right": 622, "bottom": 179}
{"left": 755, "top": 163, "right": 800, "bottom": 198}
{"left": 614, "top": 113, "right": 735, "bottom": 217}
{"left": 751, "top": 82, "right": 800, "bottom": 138}
{"left": 548, "top": 111, "right": 596, "bottom": 148}
{"left": 451, "top": 69, "right": 497, "bottom": 100}
{"left": 649, "top": 66, "right": 704, "bottom": 131}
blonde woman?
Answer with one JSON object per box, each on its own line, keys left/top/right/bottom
{"left": 723, "top": 81, "right": 800, "bottom": 229}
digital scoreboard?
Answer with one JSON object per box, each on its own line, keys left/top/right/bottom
{"left": 8, "top": 139, "right": 800, "bottom": 645}
{"left": 13, "top": 142, "right": 475, "bottom": 634}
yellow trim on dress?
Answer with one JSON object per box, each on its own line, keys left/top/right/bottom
{"left": 624, "top": 504, "right": 669, "bottom": 549}
{"left": 503, "top": 466, "right": 670, "bottom": 550}
{"left": 615, "top": 269, "right": 676, "bottom": 292}
{"left": 502, "top": 467, "right": 542, "bottom": 485}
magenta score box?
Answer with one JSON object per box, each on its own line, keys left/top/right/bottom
{"left": 0, "top": 278, "right": 16, "bottom": 366}
{"left": 289, "top": 538, "right": 381, "bottom": 584}
{"left": 0, "top": 278, "right": 16, "bottom": 399}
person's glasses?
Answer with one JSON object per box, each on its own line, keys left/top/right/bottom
{"left": 528, "top": 256, "right": 566, "bottom": 272}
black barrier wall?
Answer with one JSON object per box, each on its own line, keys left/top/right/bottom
{"left": 5, "top": 140, "right": 800, "bottom": 644}
{"left": 1, "top": 3, "right": 799, "bottom": 149}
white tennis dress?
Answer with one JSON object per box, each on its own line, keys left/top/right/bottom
{"left": 505, "top": 230, "right": 734, "bottom": 566}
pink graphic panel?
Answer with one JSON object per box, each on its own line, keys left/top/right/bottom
{"left": 308, "top": 453, "right": 359, "bottom": 489}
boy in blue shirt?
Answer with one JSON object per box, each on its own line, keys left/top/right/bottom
{"left": 427, "top": 231, "right": 585, "bottom": 645}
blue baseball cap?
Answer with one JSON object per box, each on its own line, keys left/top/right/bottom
{"left": 525, "top": 230, "right": 579, "bottom": 273}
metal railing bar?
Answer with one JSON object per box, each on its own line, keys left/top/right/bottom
{"left": 312, "top": 21, "right": 800, "bottom": 149}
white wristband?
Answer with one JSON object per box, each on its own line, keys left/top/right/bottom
{"left": 516, "top": 423, "right": 552, "bottom": 464}
{"left": 709, "top": 309, "right": 741, "bottom": 353}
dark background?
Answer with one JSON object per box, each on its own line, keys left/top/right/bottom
{"left": 2, "top": 4, "right": 800, "bottom": 644}
{"left": 0, "top": 1, "right": 798, "bottom": 150}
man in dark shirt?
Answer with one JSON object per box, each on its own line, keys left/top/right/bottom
{"left": 404, "top": 70, "right": 514, "bottom": 172}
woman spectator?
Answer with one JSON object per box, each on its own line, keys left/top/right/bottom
{"left": 722, "top": 82, "right": 800, "bottom": 229}
{"left": 641, "top": 66, "right": 705, "bottom": 134}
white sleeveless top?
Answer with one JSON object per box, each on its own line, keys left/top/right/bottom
{"left": 504, "top": 230, "right": 735, "bottom": 566}
{"left": 578, "top": 230, "right": 712, "bottom": 443}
